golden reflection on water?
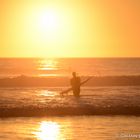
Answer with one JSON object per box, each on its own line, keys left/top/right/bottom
{"left": 37, "top": 59, "right": 61, "bottom": 77}
{"left": 38, "top": 59, "right": 58, "bottom": 71}
{"left": 34, "top": 121, "right": 62, "bottom": 140}
{"left": 39, "top": 90, "right": 57, "bottom": 97}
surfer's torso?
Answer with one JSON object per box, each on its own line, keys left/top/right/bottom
{"left": 71, "top": 77, "right": 81, "bottom": 97}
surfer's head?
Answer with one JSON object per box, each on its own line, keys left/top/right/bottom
{"left": 72, "top": 72, "right": 76, "bottom": 77}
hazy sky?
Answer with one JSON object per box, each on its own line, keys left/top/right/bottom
{"left": 0, "top": 0, "right": 140, "bottom": 57}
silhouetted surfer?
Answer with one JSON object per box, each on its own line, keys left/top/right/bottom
{"left": 60, "top": 72, "right": 91, "bottom": 96}
{"left": 70, "top": 72, "right": 81, "bottom": 97}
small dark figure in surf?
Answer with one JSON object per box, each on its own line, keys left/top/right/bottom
{"left": 70, "top": 72, "right": 81, "bottom": 97}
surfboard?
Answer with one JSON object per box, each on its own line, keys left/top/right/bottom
{"left": 60, "top": 77, "right": 92, "bottom": 96}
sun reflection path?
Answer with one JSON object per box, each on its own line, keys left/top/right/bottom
{"left": 37, "top": 59, "right": 62, "bottom": 77}
{"left": 38, "top": 59, "right": 59, "bottom": 71}
{"left": 34, "top": 121, "right": 61, "bottom": 140}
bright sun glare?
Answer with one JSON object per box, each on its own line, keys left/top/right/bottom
{"left": 34, "top": 121, "right": 60, "bottom": 140}
{"left": 38, "top": 9, "right": 60, "bottom": 32}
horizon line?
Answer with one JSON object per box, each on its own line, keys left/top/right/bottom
{"left": 0, "top": 56, "right": 140, "bottom": 59}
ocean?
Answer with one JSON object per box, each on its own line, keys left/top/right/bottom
{"left": 0, "top": 58, "right": 140, "bottom": 77}
{"left": 0, "top": 58, "right": 140, "bottom": 140}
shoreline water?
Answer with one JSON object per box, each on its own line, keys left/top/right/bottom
{"left": 1, "top": 116, "right": 140, "bottom": 140}
{"left": 0, "top": 85, "right": 140, "bottom": 117}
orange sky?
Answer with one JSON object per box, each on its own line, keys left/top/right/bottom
{"left": 0, "top": 0, "right": 140, "bottom": 57}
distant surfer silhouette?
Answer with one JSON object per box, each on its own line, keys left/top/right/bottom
{"left": 70, "top": 72, "right": 81, "bottom": 97}
{"left": 60, "top": 72, "right": 91, "bottom": 96}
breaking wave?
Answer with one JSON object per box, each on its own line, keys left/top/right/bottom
{"left": 0, "top": 75, "right": 140, "bottom": 87}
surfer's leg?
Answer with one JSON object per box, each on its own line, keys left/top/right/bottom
{"left": 73, "top": 88, "right": 80, "bottom": 97}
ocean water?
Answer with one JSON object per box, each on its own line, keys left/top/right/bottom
{"left": 0, "top": 86, "right": 140, "bottom": 117}
{"left": 0, "top": 58, "right": 140, "bottom": 139}
{"left": 1, "top": 116, "right": 140, "bottom": 140}
{"left": 0, "top": 58, "right": 140, "bottom": 77}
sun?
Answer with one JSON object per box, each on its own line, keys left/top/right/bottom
{"left": 37, "top": 9, "right": 60, "bottom": 32}
{"left": 22, "top": 6, "right": 75, "bottom": 57}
